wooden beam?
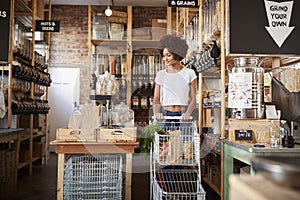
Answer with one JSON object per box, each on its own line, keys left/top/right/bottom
{"left": 220, "top": 1, "right": 226, "bottom": 199}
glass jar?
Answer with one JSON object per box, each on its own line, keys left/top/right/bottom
{"left": 269, "top": 120, "right": 280, "bottom": 148}
{"left": 228, "top": 57, "right": 264, "bottom": 119}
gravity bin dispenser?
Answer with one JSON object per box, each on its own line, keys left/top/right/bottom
{"left": 271, "top": 76, "right": 300, "bottom": 142}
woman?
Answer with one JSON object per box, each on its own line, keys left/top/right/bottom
{"left": 152, "top": 35, "right": 197, "bottom": 192}
{"left": 153, "top": 34, "right": 197, "bottom": 121}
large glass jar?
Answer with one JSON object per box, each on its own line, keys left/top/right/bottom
{"left": 228, "top": 57, "right": 264, "bottom": 119}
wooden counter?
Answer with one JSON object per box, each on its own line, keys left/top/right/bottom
{"left": 221, "top": 139, "right": 300, "bottom": 200}
{"left": 50, "top": 140, "right": 138, "bottom": 200}
{"left": 229, "top": 174, "right": 300, "bottom": 200}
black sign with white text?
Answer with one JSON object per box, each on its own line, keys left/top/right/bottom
{"left": 0, "top": 0, "right": 10, "bottom": 61}
{"left": 235, "top": 130, "right": 253, "bottom": 141}
{"left": 229, "top": 0, "right": 300, "bottom": 55}
{"left": 168, "top": 0, "right": 199, "bottom": 7}
{"left": 36, "top": 20, "right": 60, "bottom": 32}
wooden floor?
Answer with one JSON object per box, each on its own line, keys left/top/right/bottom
{"left": 6, "top": 153, "right": 220, "bottom": 200}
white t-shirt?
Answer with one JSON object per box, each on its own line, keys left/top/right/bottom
{"left": 155, "top": 67, "right": 197, "bottom": 106}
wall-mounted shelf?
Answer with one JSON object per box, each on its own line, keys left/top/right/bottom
{"left": 90, "top": 95, "right": 112, "bottom": 101}
{"left": 91, "top": 39, "right": 127, "bottom": 46}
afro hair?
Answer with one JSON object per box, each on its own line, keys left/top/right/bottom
{"left": 158, "top": 34, "right": 188, "bottom": 61}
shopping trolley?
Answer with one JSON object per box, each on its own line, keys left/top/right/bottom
{"left": 64, "top": 154, "right": 123, "bottom": 200}
{"left": 150, "top": 117, "right": 206, "bottom": 200}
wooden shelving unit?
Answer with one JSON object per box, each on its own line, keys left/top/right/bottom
{"left": 88, "top": 5, "right": 173, "bottom": 107}
{"left": 1, "top": 0, "right": 52, "bottom": 179}
{"left": 175, "top": 1, "right": 299, "bottom": 199}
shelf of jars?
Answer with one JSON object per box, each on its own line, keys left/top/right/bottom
{"left": 131, "top": 51, "right": 162, "bottom": 84}
{"left": 179, "top": 0, "right": 222, "bottom": 75}
{"left": 131, "top": 81, "right": 154, "bottom": 125}
{"left": 129, "top": 52, "right": 161, "bottom": 124}
{"left": 10, "top": 21, "right": 51, "bottom": 115}
{"left": 90, "top": 53, "right": 127, "bottom": 104}
{"left": 91, "top": 5, "right": 128, "bottom": 42}
{"left": 0, "top": 0, "right": 51, "bottom": 181}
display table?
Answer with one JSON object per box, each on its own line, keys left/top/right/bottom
{"left": 221, "top": 139, "right": 300, "bottom": 200}
{"left": 50, "top": 140, "right": 139, "bottom": 200}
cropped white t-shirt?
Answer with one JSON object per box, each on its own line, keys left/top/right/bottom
{"left": 155, "top": 67, "right": 197, "bottom": 106}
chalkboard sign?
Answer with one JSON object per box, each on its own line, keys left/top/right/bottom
{"left": 36, "top": 20, "right": 60, "bottom": 32}
{"left": 234, "top": 130, "right": 253, "bottom": 141}
{"left": 168, "top": 0, "right": 199, "bottom": 7}
{"left": 0, "top": 0, "right": 10, "bottom": 61}
{"left": 228, "top": 0, "right": 300, "bottom": 55}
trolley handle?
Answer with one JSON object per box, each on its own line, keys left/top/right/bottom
{"left": 151, "top": 116, "right": 193, "bottom": 120}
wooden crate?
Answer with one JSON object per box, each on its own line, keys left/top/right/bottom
{"left": 151, "top": 19, "right": 167, "bottom": 40}
{"left": 228, "top": 119, "right": 280, "bottom": 143}
{"left": 98, "top": 127, "right": 136, "bottom": 143}
{"left": 108, "top": 16, "right": 127, "bottom": 24}
{"left": 111, "top": 9, "right": 127, "bottom": 18}
{"left": 56, "top": 127, "right": 98, "bottom": 142}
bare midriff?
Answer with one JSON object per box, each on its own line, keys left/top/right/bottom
{"left": 162, "top": 105, "right": 187, "bottom": 112}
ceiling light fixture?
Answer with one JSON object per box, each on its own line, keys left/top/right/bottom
{"left": 105, "top": 0, "right": 112, "bottom": 16}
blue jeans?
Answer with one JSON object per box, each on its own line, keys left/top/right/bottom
{"left": 157, "top": 109, "right": 186, "bottom": 131}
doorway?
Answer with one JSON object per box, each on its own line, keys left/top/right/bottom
{"left": 48, "top": 67, "right": 80, "bottom": 152}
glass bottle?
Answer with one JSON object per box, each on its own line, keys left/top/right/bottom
{"left": 121, "top": 54, "right": 127, "bottom": 76}
{"left": 148, "top": 81, "right": 155, "bottom": 108}
{"left": 280, "top": 120, "right": 293, "bottom": 148}
{"left": 280, "top": 120, "right": 290, "bottom": 138}
{"left": 90, "top": 73, "right": 97, "bottom": 94}
{"left": 269, "top": 120, "right": 280, "bottom": 148}
{"left": 154, "top": 55, "right": 160, "bottom": 74}
{"left": 120, "top": 77, "right": 127, "bottom": 102}
{"left": 149, "top": 55, "right": 155, "bottom": 81}
{"left": 115, "top": 55, "right": 121, "bottom": 77}
{"left": 140, "top": 82, "right": 148, "bottom": 109}
{"left": 96, "top": 75, "right": 102, "bottom": 95}
{"left": 131, "top": 82, "right": 139, "bottom": 109}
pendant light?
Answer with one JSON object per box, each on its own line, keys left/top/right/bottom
{"left": 105, "top": 0, "right": 112, "bottom": 16}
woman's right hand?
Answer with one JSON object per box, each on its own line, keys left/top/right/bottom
{"left": 154, "top": 112, "right": 164, "bottom": 120}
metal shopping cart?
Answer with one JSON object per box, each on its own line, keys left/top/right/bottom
{"left": 150, "top": 117, "right": 206, "bottom": 200}
{"left": 64, "top": 154, "right": 123, "bottom": 200}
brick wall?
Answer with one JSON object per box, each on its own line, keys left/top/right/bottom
{"left": 132, "top": 7, "right": 167, "bottom": 28}
{"left": 49, "top": 5, "right": 168, "bottom": 103}
{"left": 50, "top": 5, "right": 90, "bottom": 103}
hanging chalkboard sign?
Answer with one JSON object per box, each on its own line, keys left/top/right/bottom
{"left": 228, "top": 0, "right": 300, "bottom": 55}
{"left": 0, "top": 0, "right": 10, "bottom": 61}
{"left": 234, "top": 130, "right": 253, "bottom": 141}
{"left": 168, "top": 0, "right": 199, "bottom": 7}
{"left": 36, "top": 20, "right": 60, "bottom": 32}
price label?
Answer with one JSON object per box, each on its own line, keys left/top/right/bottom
{"left": 234, "top": 130, "right": 253, "bottom": 141}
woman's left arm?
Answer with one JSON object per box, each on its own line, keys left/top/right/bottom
{"left": 182, "top": 78, "right": 197, "bottom": 120}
